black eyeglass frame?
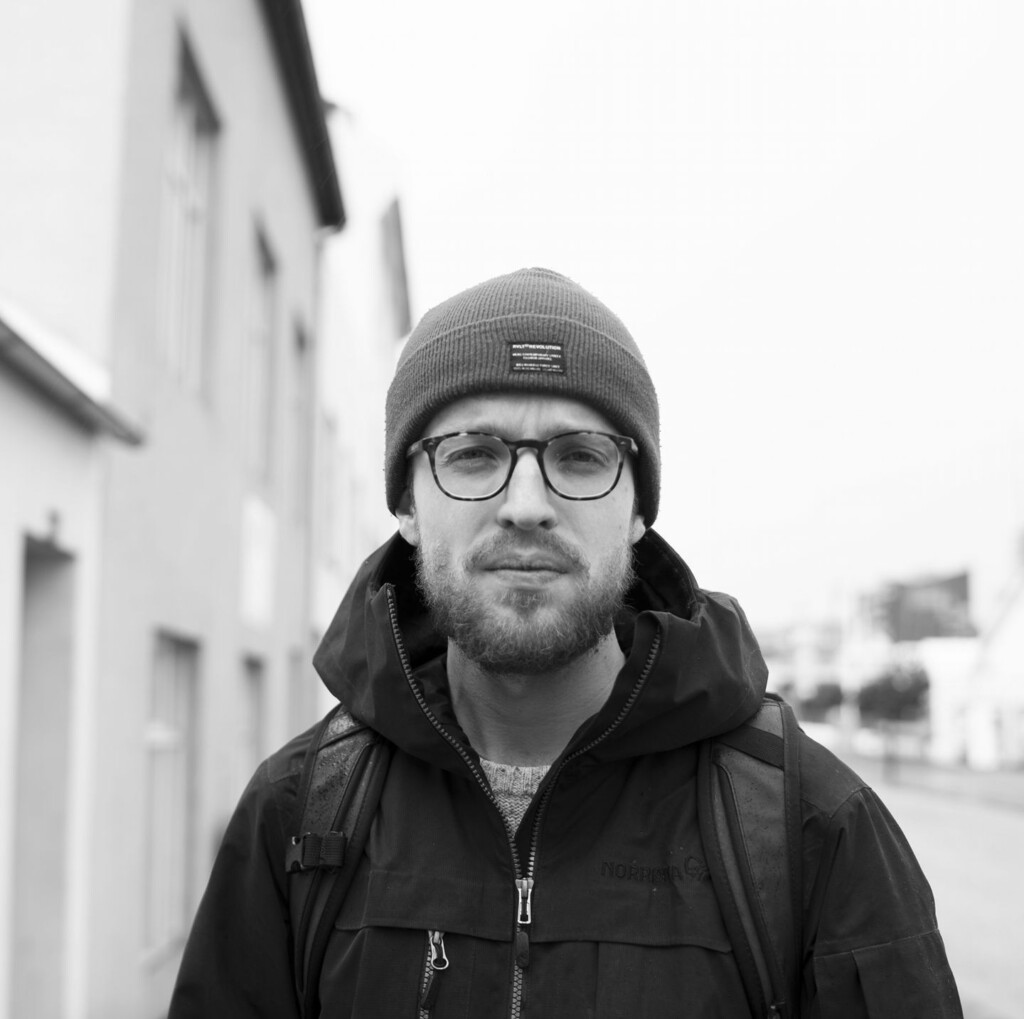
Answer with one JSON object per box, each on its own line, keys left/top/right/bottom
{"left": 405, "top": 430, "right": 639, "bottom": 502}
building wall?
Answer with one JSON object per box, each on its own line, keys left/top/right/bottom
{"left": 0, "top": 371, "right": 105, "bottom": 1018}
{"left": 915, "top": 637, "right": 982, "bottom": 766}
{"left": 1, "top": 2, "right": 333, "bottom": 1016}
{"left": 970, "top": 576, "right": 1024, "bottom": 767}
{"left": 0, "top": 0, "right": 134, "bottom": 364}
{"left": 313, "top": 111, "right": 410, "bottom": 644}
{"left": 0, "top": 4, "right": 132, "bottom": 1014}
{"left": 90, "top": 3, "right": 326, "bottom": 1015}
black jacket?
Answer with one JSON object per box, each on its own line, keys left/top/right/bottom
{"left": 169, "top": 530, "right": 962, "bottom": 1017}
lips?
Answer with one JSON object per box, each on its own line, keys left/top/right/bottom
{"left": 468, "top": 534, "right": 585, "bottom": 576}
{"left": 483, "top": 555, "right": 569, "bottom": 573}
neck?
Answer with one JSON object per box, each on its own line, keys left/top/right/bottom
{"left": 447, "top": 632, "right": 625, "bottom": 767}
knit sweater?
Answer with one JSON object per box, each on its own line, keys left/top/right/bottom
{"left": 479, "top": 758, "right": 550, "bottom": 835}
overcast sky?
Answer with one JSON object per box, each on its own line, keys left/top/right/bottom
{"left": 304, "top": 0, "right": 1023, "bottom": 632}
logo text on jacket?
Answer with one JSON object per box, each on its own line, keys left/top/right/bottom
{"left": 601, "top": 856, "right": 709, "bottom": 885}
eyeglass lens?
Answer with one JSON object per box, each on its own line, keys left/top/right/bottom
{"left": 431, "top": 432, "right": 624, "bottom": 500}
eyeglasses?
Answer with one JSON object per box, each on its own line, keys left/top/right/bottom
{"left": 406, "top": 430, "right": 638, "bottom": 502}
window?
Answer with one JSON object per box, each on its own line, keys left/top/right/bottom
{"left": 144, "top": 632, "right": 199, "bottom": 952}
{"left": 157, "top": 37, "right": 219, "bottom": 395}
{"left": 291, "top": 322, "right": 312, "bottom": 523}
{"left": 380, "top": 198, "right": 412, "bottom": 338}
{"left": 238, "top": 655, "right": 266, "bottom": 790}
{"left": 316, "top": 411, "right": 341, "bottom": 569}
{"left": 246, "top": 230, "right": 277, "bottom": 481}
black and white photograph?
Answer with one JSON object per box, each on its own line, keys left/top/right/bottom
{"left": 1, "top": 1, "right": 1021, "bottom": 1016}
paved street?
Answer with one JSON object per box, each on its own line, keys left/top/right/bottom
{"left": 857, "top": 769, "right": 1024, "bottom": 1019}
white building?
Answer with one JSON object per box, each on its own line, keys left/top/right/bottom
{"left": 837, "top": 558, "right": 1024, "bottom": 770}
{"left": 926, "top": 555, "right": 1024, "bottom": 769}
{"left": 0, "top": 2, "right": 343, "bottom": 1016}
{"left": 0, "top": 299, "right": 142, "bottom": 1019}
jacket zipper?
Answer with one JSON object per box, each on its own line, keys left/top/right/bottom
{"left": 418, "top": 929, "right": 448, "bottom": 1017}
{"left": 387, "top": 586, "right": 662, "bottom": 1019}
{"left": 509, "top": 630, "right": 663, "bottom": 1016}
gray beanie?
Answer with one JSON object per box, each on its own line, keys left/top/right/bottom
{"left": 385, "top": 267, "right": 661, "bottom": 525}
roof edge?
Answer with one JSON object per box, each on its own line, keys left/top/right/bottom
{"left": 0, "top": 302, "right": 144, "bottom": 445}
{"left": 258, "top": 0, "right": 345, "bottom": 230}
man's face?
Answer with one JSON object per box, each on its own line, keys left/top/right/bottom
{"left": 396, "top": 393, "right": 646, "bottom": 674}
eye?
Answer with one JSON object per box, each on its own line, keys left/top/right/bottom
{"left": 445, "top": 446, "right": 498, "bottom": 467}
{"left": 436, "top": 436, "right": 505, "bottom": 473}
{"left": 548, "top": 435, "right": 614, "bottom": 474}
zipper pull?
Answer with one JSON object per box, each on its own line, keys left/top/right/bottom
{"left": 419, "top": 931, "right": 448, "bottom": 1012}
{"left": 429, "top": 929, "right": 449, "bottom": 970}
{"left": 515, "top": 877, "right": 534, "bottom": 925}
{"left": 515, "top": 928, "right": 530, "bottom": 969}
{"left": 514, "top": 877, "right": 535, "bottom": 970}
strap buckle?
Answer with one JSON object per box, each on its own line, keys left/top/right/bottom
{"left": 285, "top": 830, "right": 347, "bottom": 873}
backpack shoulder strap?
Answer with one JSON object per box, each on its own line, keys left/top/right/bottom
{"left": 698, "top": 694, "right": 803, "bottom": 1019}
{"left": 285, "top": 703, "right": 393, "bottom": 1017}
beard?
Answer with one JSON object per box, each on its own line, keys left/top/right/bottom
{"left": 414, "top": 530, "right": 635, "bottom": 675}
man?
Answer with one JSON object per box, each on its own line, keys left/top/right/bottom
{"left": 169, "top": 267, "right": 962, "bottom": 1017}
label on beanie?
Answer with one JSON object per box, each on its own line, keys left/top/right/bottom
{"left": 509, "top": 341, "right": 565, "bottom": 374}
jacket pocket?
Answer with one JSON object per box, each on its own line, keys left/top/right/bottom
{"left": 326, "top": 924, "right": 509, "bottom": 1019}
{"left": 594, "top": 940, "right": 751, "bottom": 1019}
{"left": 320, "top": 925, "right": 428, "bottom": 1018}
{"left": 811, "top": 931, "right": 963, "bottom": 1018}
{"left": 499, "top": 937, "right": 750, "bottom": 1019}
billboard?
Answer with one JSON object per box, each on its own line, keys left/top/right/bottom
{"left": 874, "top": 572, "right": 977, "bottom": 642}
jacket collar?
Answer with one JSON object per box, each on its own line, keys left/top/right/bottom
{"left": 312, "top": 530, "right": 767, "bottom": 771}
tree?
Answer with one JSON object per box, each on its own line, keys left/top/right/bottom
{"left": 857, "top": 664, "right": 929, "bottom": 725}
{"left": 799, "top": 682, "right": 843, "bottom": 723}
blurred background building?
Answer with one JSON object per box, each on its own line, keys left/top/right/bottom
{"left": 313, "top": 103, "right": 412, "bottom": 647}
{"left": 764, "top": 556, "right": 1024, "bottom": 771}
{"left": 0, "top": 1, "right": 407, "bottom": 1016}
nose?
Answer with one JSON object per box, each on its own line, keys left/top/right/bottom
{"left": 495, "top": 449, "right": 557, "bottom": 530}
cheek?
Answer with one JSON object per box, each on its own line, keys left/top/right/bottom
{"left": 576, "top": 520, "right": 636, "bottom": 571}
{"left": 416, "top": 537, "right": 449, "bottom": 578}
{"left": 609, "top": 491, "right": 645, "bottom": 544}
{"left": 410, "top": 498, "right": 486, "bottom": 557}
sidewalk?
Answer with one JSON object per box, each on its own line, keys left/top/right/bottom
{"left": 798, "top": 721, "right": 1024, "bottom": 812}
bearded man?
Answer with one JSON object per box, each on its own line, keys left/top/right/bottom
{"left": 169, "top": 268, "right": 962, "bottom": 1018}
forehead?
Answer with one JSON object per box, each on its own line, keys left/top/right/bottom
{"left": 424, "top": 393, "right": 617, "bottom": 438}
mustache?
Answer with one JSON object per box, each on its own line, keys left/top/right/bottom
{"left": 464, "top": 531, "right": 588, "bottom": 573}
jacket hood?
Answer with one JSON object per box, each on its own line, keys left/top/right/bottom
{"left": 313, "top": 530, "right": 767, "bottom": 771}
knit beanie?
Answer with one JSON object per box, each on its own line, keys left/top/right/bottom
{"left": 385, "top": 267, "right": 661, "bottom": 525}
